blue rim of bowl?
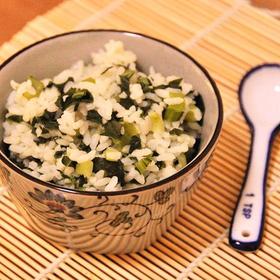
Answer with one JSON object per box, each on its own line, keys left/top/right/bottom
{"left": 0, "top": 29, "right": 223, "bottom": 196}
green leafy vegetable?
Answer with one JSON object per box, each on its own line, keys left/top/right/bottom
{"left": 76, "top": 161, "right": 93, "bottom": 177}
{"left": 105, "top": 147, "right": 121, "bottom": 161}
{"left": 170, "top": 128, "right": 184, "bottom": 135}
{"left": 63, "top": 88, "right": 93, "bottom": 110}
{"left": 33, "top": 110, "right": 61, "bottom": 130}
{"left": 62, "top": 156, "right": 76, "bottom": 168}
{"left": 185, "top": 138, "right": 201, "bottom": 163}
{"left": 194, "top": 94, "right": 205, "bottom": 125}
{"left": 111, "top": 111, "right": 121, "bottom": 121}
{"left": 93, "top": 157, "right": 125, "bottom": 185}
{"left": 54, "top": 150, "right": 65, "bottom": 158}
{"left": 74, "top": 134, "right": 91, "bottom": 152}
{"left": 140, "top": 100, "right": 154, "bottom": 115}
{"left": 101, "top": 66, "right": 114, "bottom": 75}
{"left": 86, "top": 109, "right": 102, "bottom": 124}
{"left": 138, "top": 76, "right": 152, "bottom": 93}
{"left": 164, "top": 103, "right": 185, "bottom": 122}
{"left": 29, "top": 76, "right": 44, "bottom": 94}
{"left": 82, "top": 77, "right": 95, "bottom": 83}
{"left": 164, "top": 92, "right": 185, "bottom": 122}
{"left": 119, "top": 69, "right": 135, "bottom": 93}
{"left": 149, "top": 112, "right": 164, "bottom": 132}
{"left": 124, "top": 122, "right": 138, "bottom": 137}
{"left": 153, "top": 78, "right": 183, "bottom": 90}
{"left": 168, "top": 78, "right": 183, "bottom": 89}
{"left": 6, "top": 115, "right": 23, "bottom": 123}
{"left": 135, "top": 155, "right": 152, "bottom": 174}
{"left": 47, "top": 77, "right": 74, "bottom": 93}
{"left": 129, "top": 135, "right": 141, "bottom": 153}
{"left": 155, "top": 161, "right": 165, "bottom": 169}
{"left": 25, "top": 156, "right": 42, "bottom": 166}
{"left": 34, "top": 137, "right": 53, "bottom": 145}
{"left": 104, "top": 120, "right": 122, "bottom": 139}
{"left": 79, "top": 142, "right": 91, "bottom": 153}
{"left": 119, "top": 97, "right": 135, "bottom": 109}
{"left": 75, "top": 175, "right": 87, "bottom": 190}
{"left": 177, "top": 153, "right": 187, "bottom": 168}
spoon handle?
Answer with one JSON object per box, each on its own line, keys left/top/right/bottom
{"left": 229, "top": 127, "right": 272, "bottom": 251}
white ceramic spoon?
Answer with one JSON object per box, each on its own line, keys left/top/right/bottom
{"left": 229, "top": 64, "right": 280, "bottom": 252}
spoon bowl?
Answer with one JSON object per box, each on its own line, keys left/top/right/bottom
{"left": 240, "top": 64, "right": 280, "bottom": 127}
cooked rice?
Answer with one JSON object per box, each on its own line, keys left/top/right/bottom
{"left": 3, "top": 40, "right": 203, "bottom": 191}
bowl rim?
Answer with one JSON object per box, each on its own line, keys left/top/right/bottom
{"left": 0, "top": 29, "right": 223, "bottom": 196}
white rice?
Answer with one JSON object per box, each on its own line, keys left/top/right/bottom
{"left": 3, "top": 40, "right": 203, "bottom": 191}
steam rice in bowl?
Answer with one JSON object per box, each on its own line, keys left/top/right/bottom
{"left": 3, "top": 40, "right": 203, "bottom": 192}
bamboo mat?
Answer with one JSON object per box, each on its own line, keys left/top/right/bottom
{"left": 1, "top": 0, "right": 280, "bottom": 279}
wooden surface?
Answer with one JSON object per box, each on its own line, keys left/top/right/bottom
{"left": 0, "top": 0, "right": 62, "bottom": 44}
{"left": 1, "top": 0, "right": 280, "bottom": 279}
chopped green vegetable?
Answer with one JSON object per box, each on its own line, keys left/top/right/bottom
{"left": 111, "top": 111, "right": 121, "bottom": 121}
{"left": 22, "top": 156, "right": 42, "bottom": 166}
{"left": 33, "top": 110, "right": 61, "bottom": 130}
{"left": 54, "top": 150, "right": 65, "bottom": 158}
{"left": 23, "top": 91, "right": 36, "bottom": 99}
{"left": 76, "top": 161, "right": 93, "bottom": 177}
{"left": 112, "top": 138, "right": 124, "bottom": 151}
{"left": 34, "top": 137, "right": 53, "bottom": 144}
{"left": 138, "top": 76, "right": 152, "bottom": 93}
{"left": 182, "top": 121, "right": 196, "bottom": 134}
{"left": 23, "top": 76, "right": 44, "bottom": 99}
{"left": 119, "top": 97, "right": 134, "bottom": 109}
{"left": 141, "top": 100, "right": 154, "bottom": 116}
{"left": 185, "top": 138, "right": 201, "bottom": 163}
{"left": 75, "top": 175, "right": 87, "bottom": 190}
{"left": 170, "top": 128, "right": 184, "bottom": 135}
{"left": 185, "top": 105, "right": 202, "bottom": 122}
{"left": 74, "top": 133, "right": 83, "bottom": 143}
{"left": 135, "top": 155, "right": 152, "bottom": 174}
{"left": 104, "top": 120, "right": 122, "bottom": 139}
{"left": 6, "top": 115, "right": 23, "bottom": 123}
{"left": 63, "top": 88, "right": 93, "bottom": 110}
{"left": 62, "top": 156, "right": 76, "bottom": 168}
{"left": 164, "top": 92, "right": 185, "bottom": 122}
{"left": 169, "top": 91, "right": 184, "bottom": 98}
{"left": 86, "top": 109, "right": 102, "bottom": 124}
{"left": 79, "top": 142, "right": 91, "bottom": 153}
{"left": 93, "top": 157, "right": 125, "bottom": 185}
{"left": 124, "top": 122, "right": 139, "bottom": 137}
{"left": 194, "top": 94, "right": 205, "bottom": 114}
{"left": 105, "top": 147, "right": 122, "bottom": 161}
{"left": 47, "top": 77, "right": 74, "bottom": 93}
{"left": 164, "top": 107, "right": 183, "bottom": 122}
{"left": 155, "top": 161, "right": 165, "bottom": 169}
{"left": 149, "top": 112, "right": 164, "bottom": 132}
{"left": 110, "top": 122, "right": 139, "bottom": 148}
{"left": 82, "top": 77, "right": 95, "bottom": 83}
{"left": 121, "top": 69, "right": 135, "bottom": 79}
{"left": 119, "top": 69, "right": 135, "bottom": 93}
{"left": 29, "top": 76, "right": 44, "bottom": 94}
{"left": 73, "top": 134, "right": 90, "bottom": 152}
{"left": 153, "top": 78, "right": 183, "bottom": 91}
{"left": 129, "top": 135, "right": 141, "bottom": 153}
{"left": 177, "top": 153, "right": 187, "bottom": 168}
{"left": 101, "top": 66, "right": 114, "bottom": 75}
{"left": 168, "top": 78, "right": 183, "bottom": 89}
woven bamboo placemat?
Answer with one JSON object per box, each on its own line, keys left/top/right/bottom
{"left": 1, "top": 0, "right": 280, "bottom": 279}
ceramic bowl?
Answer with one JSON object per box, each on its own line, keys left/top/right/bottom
{"left": 0, "top": 30, "right": 223, "bottom": 253}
